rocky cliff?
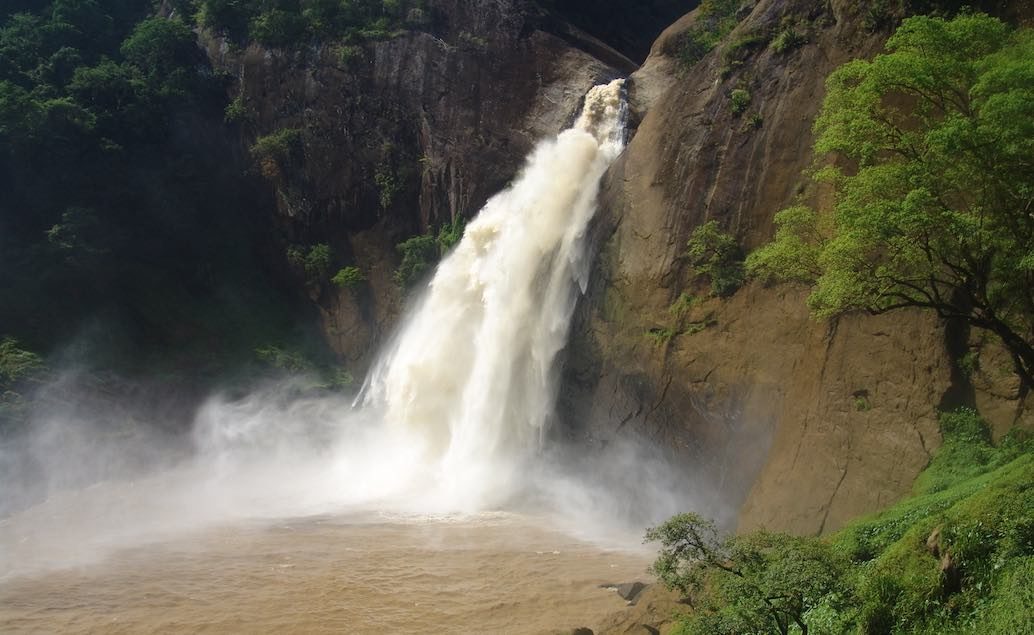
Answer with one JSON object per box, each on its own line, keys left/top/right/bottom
{"left": 561, "top": 0, "right": 1033, "bottom": 534}
{"left": 203, "top": 0, "right": 1033, "bottom": 535}
{"left": 200, "top": 0, "right": 639, "bottom": 369}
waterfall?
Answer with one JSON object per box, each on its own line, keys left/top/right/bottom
{"left": 360, "top": 79, "right": 628, "bottom": 509}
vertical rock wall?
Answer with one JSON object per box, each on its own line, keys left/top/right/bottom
{"left": 563, "top": 0, "right": 1031, "bottom": 533}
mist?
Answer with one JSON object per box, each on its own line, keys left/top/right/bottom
{"left": 1, "top": 80, "right": 719, "bottom": 582}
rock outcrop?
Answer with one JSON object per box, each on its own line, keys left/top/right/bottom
{"left": 202, "top": 0, "right": 631, "bottom": 369}
{"left": 560, "top": 0, "right": 1032, "bottom": 534}
{"left": 198, "top": 0, "right": 1033, "bottom": 535}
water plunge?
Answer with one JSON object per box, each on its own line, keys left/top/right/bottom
{"left": 3, "top": 80, "right": 696, "bottom": 586}
{"left": 360, "top": 79, "right": 628, "bottom": 511}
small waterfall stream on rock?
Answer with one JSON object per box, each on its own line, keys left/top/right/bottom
{"left": 0, "top": 80, "right": 694, "bottom": 633}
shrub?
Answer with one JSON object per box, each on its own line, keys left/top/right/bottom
{"left": 287, "top": 243, "right": 332, "bottom": 285}
{"left": 647, "top": 514, "right": 848, "bottom": 633}
{"left": 914, "top": 408, "right": 997, "bottom": 495}
{"left": 669, "top": 0, "right": 744, "bottom": 69}
{"left": 392, "top": 218, "right": 465, "bottom": 288}
{"left": 436, "top": 216, "right": 465, "bottom": 253}
{"left": 729, "top": 88, "right": 751, "bottom": 115}
{"left": 249, "top": 9, "right": 308, "bottom": 48}
{"left": 646, "top": 327, "right": 676, "bottom": 346}
{"left": 251, "top": 128, "right": 302, "bottom": 161}
{"left": 374, "top": 162, "right": 399, "bottom": 209}
{"left": 668, "top": 293, "right": 698, "bottom": 320}
{"left": 338, "top": 43, "right": 362, "bottom": 65}
{"left": 686, "top": 220, "right": 744, "bottom": 297}
{"left": 394, "top": 234, "right": 437, "bottom": 287}
{"left": 0, "top": 338, "right": 44, "bottom": 387}
{"left": 331, "top": 266, "right": 365, "bottom": 288}
{"left": 303, "top": 243, "right": 332, "bottom": 280}
{"left": 224, "top": 93, "right": 248, "bottom": 123}
{"left": 771, "top": 26, "right": 807, "bottom": 53}
{"left": 745, "top": 205, "right": 827, "bottom": 285}
{"left": 251, "top": 127, "right": 302, "bottom": 177}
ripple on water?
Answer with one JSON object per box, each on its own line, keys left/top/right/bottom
{"left": 0, "top": 514, "right": 651, "bottom": 634}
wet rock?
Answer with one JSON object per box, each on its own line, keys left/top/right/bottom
{"left": 616, "top": 581, "right": 647, "bottom": 603}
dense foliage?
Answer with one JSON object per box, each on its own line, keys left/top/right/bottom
{"left": 685, "top": 220, "right": 744, "bottom": 297}
{"left": 189, "top": 0, "right": 427, "bottom": 47}
{"left": 747, "top": 13, "right": 1034, "bottom": 386}
{"left": 0, "top": 1, "right": 317, "bottom": 378}
{"left": 650, "top": 408, "right": 1034, "bottom": 634}
{"left": 393, "top": 217, "right": 466, "bottom": 288}
{"left": 0, "top": 338, "right": 47, "bottom": 434}
{"left": 668, "top": 0, "right": 744, "bottom": 69}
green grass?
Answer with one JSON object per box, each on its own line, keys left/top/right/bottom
{"left": 664, "top": 408, "right": 1034, "bottom": 633}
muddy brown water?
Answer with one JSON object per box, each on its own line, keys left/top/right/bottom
{"left": 0, "top": 512, "right": 652, "bottom": 634}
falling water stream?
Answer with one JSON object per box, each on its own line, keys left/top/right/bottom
{"left": 0, "top": 80, "right": 669, "bottom": 633}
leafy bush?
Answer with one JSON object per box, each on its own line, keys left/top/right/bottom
{"left": 392, "top": 218, "right": 466, "bottom": 288}
{"left": 436, "top": 216, "right": 465, "bottom": 253}
{"left": 745, "top": 205, "right": 826, "bottom": 284}
{"left": 197, "top": 0, "right": 425, "bottom": 47}
{"left": 669, "top": 293, "right": 698, "bottom": 320}
{"left": 646, "top": 327, "right": 676, "bottom": 346}
{"left": 686, "top": 221, "right": 744, "bottom": 297}
{"left": 0, "top": 338, "right": 44, "bottom": 387}
{"left": 303, "top": 243, "right": 332, "bottom": 280}
{"left": 251, "top": 127, "right": 302, "bottom": 178}
{"left": 913, "top": 408, "right": 997, "bottom": 495}
{"left": 374, "top": 162, "right": 399, "bottom": 209}
{"left": 771, "top": 26, "right": 806, "bottom": 53}
{"left": 670, "top": 0, "right": 744, "bottom": 69}
{"left": 647, "top": 513, "right": 848, "bottom": 634}
{"left": 729, "top": 88, "right": 751, "bottom": 115}
{"left": 224, "top": 93, "right": 248, "bottom": 123}
{"left": 394, "top": 234, "right": 438, "bottom": 287}
{"left": 331, "top": 266, "right": 365, "bottom": 289}
{"left": 249, "top": 9, "right": 308, "bottom": 48}
{"left": 251, "top": 127, "right": 302, "bottom": 162}
{"left": 287, "top": 243, "right": 332, "bottom": 285}
{"left": 656, "top": 419, "right": 1034, "bottom": 634}
{"left": 0, "top": 338, "right": 46, "bottom": 431}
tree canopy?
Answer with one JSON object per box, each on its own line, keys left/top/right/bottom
{"left": 0, "top": 1, "right": 310, "bottom": 374}
{"left": 747, "top": 13, "right": 1034, "bottom": 386}
{"left": 646, "top": 513, "right": 846, "bottom": 635}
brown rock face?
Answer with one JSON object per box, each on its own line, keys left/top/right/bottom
{"left": 202, "top": 0, "right": 629, "bottom": 370}
{"left": 561, "top": 0, "right": 1029, "bottom": 534}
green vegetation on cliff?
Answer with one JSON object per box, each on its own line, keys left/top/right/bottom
{"left": 686, "top": 221, "right": 745, "bottom": 297}
{"left": 649, "top": 408, "right": 1034, "bottom": 634}
{"left": 747, "top": 12, "right": 1034, "bottom": 387}
{"left": 0, "top": 2, "right": 319, "bottom": 378}
{"left": 669, "top": 0, "right": 745, "bottom": 69}
{"left": 393, "top": 217, "right": 466, "bottom": 287}
{"left": 191, "top": 0, "right": 427, "bottom": 47}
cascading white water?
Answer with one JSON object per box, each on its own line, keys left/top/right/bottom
{"left": 361, "top": 79, "right": 627, "bottom": 510}
{"left": 3, "top": 78, "right": 698, "bottom": 590}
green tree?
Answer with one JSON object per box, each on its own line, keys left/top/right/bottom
{"left": 394, "top": 234, "right": 437, "bottom": 287}
{"left": 120, "top": 17, "right": 199, "bottom": 79}
{"left": 747, "top": 14, "right": 1034, "bottom": 386}
{"left": 331, "top": 265, "right": 365, "bottom": 288}
{"left": 646, "top": 513, "right": 847, "bottom": 635}
{"left": 686, "top": 220, "right": 744, "bottom": 297}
